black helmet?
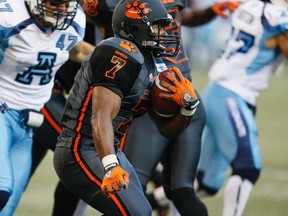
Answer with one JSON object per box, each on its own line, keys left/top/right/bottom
{"left": 26, "top": 0, "right": 79, "bottom": 30}
{"left": 112, "top": 0, "right": 180, "bottom": 57}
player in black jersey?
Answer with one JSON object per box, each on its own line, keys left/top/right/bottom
{"left": 53, "top": 0, "right": 200, "bottom": 215}
{"left": 122, "top": 0, "right": 240, "bottom": 215}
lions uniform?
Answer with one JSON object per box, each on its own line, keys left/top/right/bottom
{"left": 123, "top": 0, "right": 207, "bottom": 214}
{"left": 0, "top": 1, "right": 85, "bottom": 215}
{"left": 197, "top": 1, "right": 287, "bottom": 215}
{"left": 53, "top": 37, "right": 164, "bottom": 215}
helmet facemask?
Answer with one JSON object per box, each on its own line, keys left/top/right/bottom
{"left": 27, "top": 0, "right": 79, "bottom": 30}
{"left": 148, "top": 15, "right": 180, "bottom": 57}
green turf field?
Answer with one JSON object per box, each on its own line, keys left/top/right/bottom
{"left": 15, "top": 66, "right": 288, "bottom": 216}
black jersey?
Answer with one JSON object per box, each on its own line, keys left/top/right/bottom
{"left": 85, "top": 0, "right": 118, "bottom": 38}
{"left": 61, "top": 37, "right": 161, "bottom": 146}
{"left": 162, "top": 0, "right": 191, "bottom": 78}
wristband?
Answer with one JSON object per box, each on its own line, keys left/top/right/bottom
{"left": 180, "top": 99, "right": 200, "bottom": 116}
{"left": 102, "top": 154, "right": 119, "bottom": 171}
{"left": 180, "top": 107, "right": 197, "bottom": 116}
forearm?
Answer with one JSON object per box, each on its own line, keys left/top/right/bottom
{"left": 276, "top": 33, "right": 288, "bottom": 58}
{"left": 91, "top": 86, "right": 121, "bottom": 160}
{"left": 182, "top": 1, "right": 240, "bottom": 27}
{"left": 91, "top": 114, "right": 116, "bottom": 160}
{"left": 69, "top": 41, "right": 95, "bottom": 63}
{"left": 182, "top": 7, "right": 216, "bottom": 27}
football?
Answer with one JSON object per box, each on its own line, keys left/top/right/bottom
{"left": 151, "top": 68, "right": 180, "bottom": 117}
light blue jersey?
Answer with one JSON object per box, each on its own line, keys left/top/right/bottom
{"left": 0, "top": 0, "right": 85, "bottom": 111}
{"left": 208, "top": 0, "right": 287, "bottom": 105}
{"left": 0, "top": 0, "right": 85, "bottom": 215}
{"left": 198, "top": 0, "right": 287, "bottom": 190}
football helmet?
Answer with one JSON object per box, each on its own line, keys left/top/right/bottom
{"left": 270, "top": 0, "right": 288, "bottom": 9}
{"left": 27, "top": 0, "right": 79, "bottom": 30}
{"left": 112, "top": 0, "right": 180, "bottom": 57}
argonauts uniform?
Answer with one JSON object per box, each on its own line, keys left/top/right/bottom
{"left": 30, "top": 2, "right": 119, "bottom": 215}
{"left": 123, "top": 0, "right": 206, "bottom": 208}
{"left": 53, "top": 37, "right": 166, "bottom": 215}
{"left": 197, "top": 0, "right": 287, "bottom": 193}
{"left": 0, "top": 1, "right": 85, "bottom": 215}
{"left": 31, "top": 0, "right": 118, "bottom": 166}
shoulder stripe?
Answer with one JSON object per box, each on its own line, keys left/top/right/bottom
{"left": 70, "top": 21, "right": 85, "bottom": 38}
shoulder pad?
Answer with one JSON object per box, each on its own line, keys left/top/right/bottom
{"left": 263, "top": 3, "right": 288, "bottom": 34}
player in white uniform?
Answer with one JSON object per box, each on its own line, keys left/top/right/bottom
{"left": 196, "top": 0, "right": 288, "bottom": 216}
{"left": 0, "top": 1, "right": 94, "bottom": 215}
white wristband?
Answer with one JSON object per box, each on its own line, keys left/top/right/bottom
{"left": 102, "top": 154, "right": 119, "bottom": 170}
{"left": 180, "top": 107, "right": 197, "bottom": 116}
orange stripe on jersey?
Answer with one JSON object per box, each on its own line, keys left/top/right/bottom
{"left": 72, "top": 86, "right": 128, "bottom": 216}
{"left": 41, "top": 107, "right": 62, "bottom": 134}
{"left": 52, "top": 89, "right": 62, "bottom": 94}
{"left": 110, "top": 195, "right": 128, "bottom": 216}
{"left": 119, "top": 131, "right": 128, "bottom": 151}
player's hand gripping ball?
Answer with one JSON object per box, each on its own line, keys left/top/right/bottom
{"left": 151, "top": 68, "right": 180, "bottom": 117}
{"left": 151, "top": 67, "right": 199, "bottom": 117}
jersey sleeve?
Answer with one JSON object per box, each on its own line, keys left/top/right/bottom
{"left": 89, "top": 38, "right": 144, "bottom": 99}
{"left": 68, "top": 6, "right": 86, "bottom": 43}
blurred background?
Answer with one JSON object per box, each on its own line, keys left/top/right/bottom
{"left": 15, "top": 1, "right": 288, "bottom": 215}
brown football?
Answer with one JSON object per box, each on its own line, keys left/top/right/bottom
{"left": 151, "top": 68, "right": 180, "bottom": 117}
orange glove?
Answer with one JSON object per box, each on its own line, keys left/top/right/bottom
{"left": 212, "top": 1, "right": 240, "bottom": 18}
{"left": 81, "top": 0, "right": 98, "bottom": 16}
{"left": 101, "top": 165, "right": 129, "bottom": 197}
{"left": 159, "top": 67, "right": 199, "bottom": 109}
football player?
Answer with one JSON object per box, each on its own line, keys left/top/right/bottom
{"left": 28, "top": 1, "right": 117, "bottom": 215}
{"left": 28, "top": 1, "right": 120, "bottom": 215}
{"left": 53, "top": 0, "right": 201, "bottom": 215}
{"left": 0, "top": 0, "right": 94, "bottom": 215}
{"left": 122, "top": 0, "right": 239, "bottom": 215}
{"left": 196, "top": 0, "right": 288, "bottom": 216}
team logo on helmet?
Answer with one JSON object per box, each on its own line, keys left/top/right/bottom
{"left": 119, "top": 40, "right": 138, "bottom": 52}
{"left": 125, "top": 0, "right": 151, "bottom": 19}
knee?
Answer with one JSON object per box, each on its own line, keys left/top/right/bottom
{"left": 169, "top": 188, "right": 208, "bottom": 216}
{"left": 0, "top": 190, "right": 11, "bottom": 211}
{"left": 232, "top": 168, "right": 261, "bottom": 184}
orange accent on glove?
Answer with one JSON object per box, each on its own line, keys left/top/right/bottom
{"left": 101, "top": 165, "right": 129, "bottom": 197}
{"left": 212, "top": 1, "right": 240, "bottom": 18}
{"left": 159, "top": 67, "right": 199, "bottom": 107}
{"left": 81, "top": 0, "right": 98, "bottom": 16}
